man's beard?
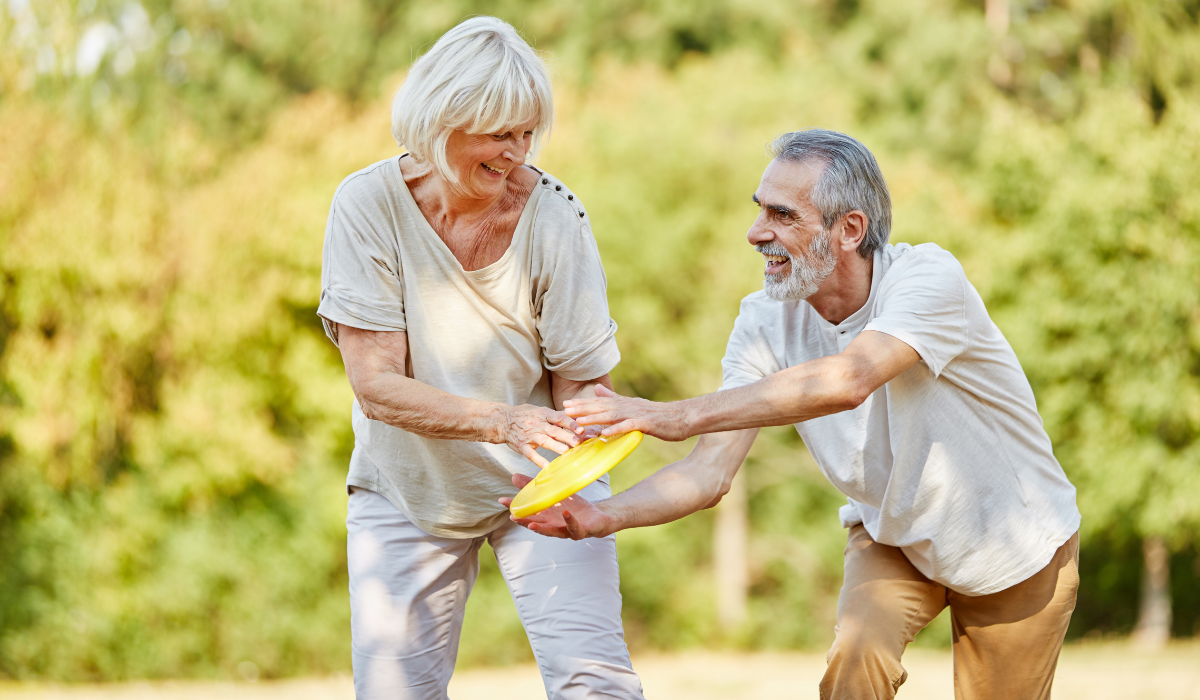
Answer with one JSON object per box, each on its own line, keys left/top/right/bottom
{"left": 756, "top": 230, "right": 837, "bottom": 301}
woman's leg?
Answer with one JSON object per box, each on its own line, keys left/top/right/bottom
{"left": 488, "top": 480, "right": 645, "bottom": 700}
{"left": 347, "top": 487, "right": 485, "bottom": 700}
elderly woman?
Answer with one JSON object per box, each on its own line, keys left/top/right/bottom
{"left": 317, "top": 16, "right": 644, "bottom": 700}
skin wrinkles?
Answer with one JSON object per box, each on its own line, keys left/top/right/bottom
{"left": 336, "top": 117, "right": 612, "bottom": 468}
{"left": 504, "top": 157, "right": 922, "bottom": 539}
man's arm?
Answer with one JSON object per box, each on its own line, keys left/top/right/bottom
{"left": 563, "top": 330, "right": 920, "bottom": 441}
{"left": 501, "top": 429, "right": 759, "bottom": 539}
{"left": 337, "top": 323, "right": 585, "bottom": 467}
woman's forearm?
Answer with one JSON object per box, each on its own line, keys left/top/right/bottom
{"left": 355, "top": 370, "right": 508, "bottom": 443}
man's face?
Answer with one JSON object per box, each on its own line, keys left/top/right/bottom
{"left": 747, "top": 159, "right": 837, "bottom": 301}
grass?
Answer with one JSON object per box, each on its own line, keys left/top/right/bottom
{"left": 2, "top": 641, "right": 1198, "bottom": 699}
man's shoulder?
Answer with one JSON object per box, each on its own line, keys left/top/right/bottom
{"left": 883, "top": 242, "right": 966, "bottom": 279}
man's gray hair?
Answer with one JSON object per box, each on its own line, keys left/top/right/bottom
{"left": 768, "top": 129, "right": 892, "bottom": 258}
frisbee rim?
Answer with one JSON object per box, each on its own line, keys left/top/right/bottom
{"left": 508, "top": 431, "right": 643, "bottom": 519}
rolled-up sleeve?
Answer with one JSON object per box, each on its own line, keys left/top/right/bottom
{"left": 530, "top": 195, "right": 620, "bottom": 381}
{"left": 317, "top": 174, "right": 407, "bottom": 347}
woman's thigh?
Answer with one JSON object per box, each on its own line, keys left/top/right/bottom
{"left": 488, "top": 480, "right": 644, "bottom": 700}
{"left": 347, "top": 487, "right": 484, "bottom": 700}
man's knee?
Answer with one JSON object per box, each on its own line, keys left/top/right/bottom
{"left": 823, "top": 622, "right": 908, "bottom": 697}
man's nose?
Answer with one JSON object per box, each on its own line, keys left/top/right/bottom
{"left": 747, "top": 215, "right": 773, "bottom": 245}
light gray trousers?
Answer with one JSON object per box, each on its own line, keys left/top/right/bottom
{"left": 347, "top": 482, "right": 644, "bottom": 700}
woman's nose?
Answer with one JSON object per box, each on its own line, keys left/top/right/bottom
{"left": 503, "top": 138, "right": 527, "bottom": 164}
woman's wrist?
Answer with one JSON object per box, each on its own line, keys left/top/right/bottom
{"left": 485, "top": 402, "right": 513, "bottom": 444}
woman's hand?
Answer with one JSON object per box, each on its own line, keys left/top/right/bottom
{"left": 563, "top": 385, "right": 692, "bottom": 442}
{"left": 500, "top": 404, "right": 586, "bottom": 468}
{"left": 499, "top": 474, "right": 615, "bottom": 539}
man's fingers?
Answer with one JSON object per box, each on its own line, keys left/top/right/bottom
{"left": 593, "top": 384, "right": 619, "bottom": 398}
{"left": 563, "top": 510, "right": 585, "bottom": 540}
{"left": 575, "top": 411, "right": 624, "bottom": 426}
{"left": 601, "top": 419, "right": 643, "bottom": 437}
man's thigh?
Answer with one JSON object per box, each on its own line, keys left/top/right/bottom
{"left": 347, "top": 487, "right": 484, "bottom": 700}
{"left": 489, "top": 480, "right": 644, "bottom": 700}
{"left": 822, "top": 524, "right": 947, "bottom": 699}
{"left": 948, "top": 532, "right": 1080, "bottom": 700}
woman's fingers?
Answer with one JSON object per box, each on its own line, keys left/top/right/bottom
{"left": 521, "top": 443, "right": 552, "bottom": 469}
{"left": 545, "top": 409, "right": 584, "bottom": 433}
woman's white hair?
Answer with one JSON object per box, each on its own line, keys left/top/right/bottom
{"left": 391, "top": 16, "right": 554, "bottom": 186}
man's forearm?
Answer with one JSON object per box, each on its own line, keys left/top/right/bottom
{"left": 677, "top": 354, "right": 868, "bottom": 437}
{"left": 597, "top": 430, "right": 758, "bottom": 533}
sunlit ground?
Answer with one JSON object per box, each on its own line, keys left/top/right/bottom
{"left": 3, "top": 642, "right": 1198, "bottom": 700}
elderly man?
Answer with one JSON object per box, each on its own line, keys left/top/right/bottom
{"left": 506, "top": 129, "right": 1081, "bottom": 700}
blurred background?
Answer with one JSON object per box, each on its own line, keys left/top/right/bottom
{"left": 1, "top": 0, "right": 1199, "bottom": 690}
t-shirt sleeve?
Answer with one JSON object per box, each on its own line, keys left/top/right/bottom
{"left": 863, "top": 252, "right": 968, "bottom": 378}
{"left": 720, "top": 296, "right": 784, "bottom": 391}
{"left": 531, "top": 193, "right": 621, "bottom": 381}
{"left": 316, "top": 173, "right": 407, "bottom": 347}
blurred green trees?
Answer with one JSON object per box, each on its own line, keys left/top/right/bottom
{"left": 1, "top": 0, "right": 1198, "bottom": 681}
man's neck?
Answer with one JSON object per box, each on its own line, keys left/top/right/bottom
{"left": 805, "top": 253, "right": 874, "bottom": 325}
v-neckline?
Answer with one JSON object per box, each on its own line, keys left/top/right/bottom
{"left": 392, "top": 154, "right": 541, "bottom": 278}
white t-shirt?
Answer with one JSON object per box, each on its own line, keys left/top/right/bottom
{"left": 318, "top": 156, "right": 620, "bottom": 538}
{"left": 721, "top": 242, "right": 1080, "bottom": 595}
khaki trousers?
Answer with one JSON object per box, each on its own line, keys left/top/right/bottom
{"left": 821, "top": 525, "right": 1080, "bottom": 700}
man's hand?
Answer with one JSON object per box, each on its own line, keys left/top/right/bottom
{"left": 562, "top": 385, "right": 691, "bottom": 441}
{"left": 499, "top": 474, "right": 615, "bottom": 539}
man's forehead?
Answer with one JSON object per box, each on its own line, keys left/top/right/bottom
{"left": 754, "top": 159, "right": 823, "bottom": 208}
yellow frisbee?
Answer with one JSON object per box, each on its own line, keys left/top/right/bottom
{"left": 509, "top": 431, "right": 643, "bottom": 519}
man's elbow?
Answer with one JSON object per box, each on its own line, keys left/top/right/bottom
{"left": 701, "top": 474, "right": 735, "bottom": 510}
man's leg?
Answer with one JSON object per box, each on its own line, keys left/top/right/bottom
{"left": 947, "top": 532, "right": 1080, "bottom": 700}
{"left": 347, "top": 487, "right": 485, "bottom": 700}
{"left": 821, "top": 524, "right": 948, "bottom": 700}
{"left": 489, "top": 480, "right": 645, "bottom": 700}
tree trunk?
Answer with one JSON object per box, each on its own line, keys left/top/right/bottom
{"left": 1133, "top": 535, "right": 1171, "bottom": 648}
{"left": 714, "top": 469, "right": 748, "bottom": 630}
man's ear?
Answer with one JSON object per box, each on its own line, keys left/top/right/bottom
{"left": 837, "top": 210, "right": 869, "bottom": 253}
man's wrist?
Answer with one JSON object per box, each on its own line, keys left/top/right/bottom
{"left": 676, "top": 397, "right": 699, "bottom": 439}
{"left": 595, "top": 499, "right": 622, "bottom": 537}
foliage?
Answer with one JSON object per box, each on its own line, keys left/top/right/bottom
{"left": 1, "top": 0, "right": 1198, "bottom": 680}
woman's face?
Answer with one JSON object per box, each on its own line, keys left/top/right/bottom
{"left": 443, "top": 119, "right": 538, "bottom": 199}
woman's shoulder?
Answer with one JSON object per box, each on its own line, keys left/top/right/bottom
{"left": 333, "top": 156, "right": 402, "bottom": 206}
{"left": 527, "top": 169, "right": 591, "bottom": 231}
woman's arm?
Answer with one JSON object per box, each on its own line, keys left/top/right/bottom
{"left": 337, "top": 323, "right": 586, "bottom": 468}
{"left": 550, "top": 373, "right": 614, "bottom": 410}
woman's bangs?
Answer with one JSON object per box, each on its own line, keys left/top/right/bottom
{"left": 469, "top": 68, "right": 546, "bottom": 135}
